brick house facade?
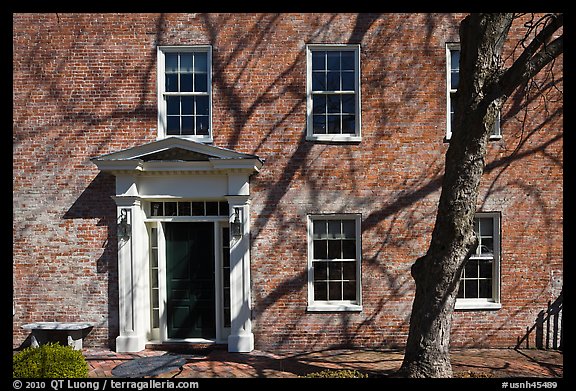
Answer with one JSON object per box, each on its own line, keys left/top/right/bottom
{"left": 13, "top": 13, "right": 563, "bottom": 352}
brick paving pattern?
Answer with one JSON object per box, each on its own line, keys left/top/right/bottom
{"left": 84, "top": 347, "right": 562, "bottom": 378}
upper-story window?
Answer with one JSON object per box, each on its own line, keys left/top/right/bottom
{"left": 157, "top": 46, "right": 212, "bottom": 142}
{"left": 306, "top": 44, "right": 361, "bottom": 142}
{"left": 446, "top": 43, "right": 501, "bottom": 141}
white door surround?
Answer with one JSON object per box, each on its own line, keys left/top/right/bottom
{"left": 92, "top": 137, "right": 263, "bottom": 353}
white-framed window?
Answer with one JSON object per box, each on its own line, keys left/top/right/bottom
{"left": 157, "top": 46, "right": 212, "bottom": 142}
{"left": 307, "top": 214, "right": 362, "bottom": 312}
{"left": 446, "top": 43, "right": 501, "bottom": 141}
{"left": 306, "top": 44, "right": 361, "bottom": 142}
{"left": 455, "top": 212, "right": 502, "bottom": 310}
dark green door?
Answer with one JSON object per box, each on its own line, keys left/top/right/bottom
{"left": 165, "top": 222, "right": 215, "bottom": 339}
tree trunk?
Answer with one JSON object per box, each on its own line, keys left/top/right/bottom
{"left": 398, "top": 14, "right": 513, "bottom": 378}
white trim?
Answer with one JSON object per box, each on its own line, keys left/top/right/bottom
{"left": 306, "top": 44, "right": 361, "bottom": 142}
{"left": 306, "top": 214, "right": 362, "bottom": 312}
{"left": 445, "top": 42, "right": 459, "bottom": 141}
{"left": 157, "top": 46, "right": 213, "bottom": 142}
{"left": 455, "top": 299, "right": 502, "bottom": 310}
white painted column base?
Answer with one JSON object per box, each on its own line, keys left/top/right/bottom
{"left": 116, "top": 334, "right": 146, "bottom": 353}
{"left": 228, "top": 332, "right": 254, "bottom": 353}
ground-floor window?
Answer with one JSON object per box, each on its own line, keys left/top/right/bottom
{"left": 456, "top": 212, "right": 502, "bottom": 310}
{"left": 307, "top": 214, "right": 362, "bottom": 312}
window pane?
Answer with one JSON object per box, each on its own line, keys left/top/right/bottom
{"left": 313, "top": 240, "right": 328, "bottom": 259}
{"left": 341, "top": 115, "right": 355, "bottom": 134}
{"left": 196, "top": 96, "right": 209, "bottom": 115}
{"left": 451, "top": 71, "right": 459, "bottom": 90}
{"left": 328, "top": 282, "right": 342, "bottom": 300}
{"left": 327, "top": 115, "right": 340, "bottom": 134}
{"left": 219, "top": 201, "right": 229, "bottom": 216}
{"left": 194, "top": 73, "right": 208, "bottom": 92}
{"left": 313, "top": 220, "right": 327, "bottom": 239}
{"left": 450, "top": 50, "right": 460, "bottom": 89}
{"left": 327, "top": 240, "right": 342, "bottom": 259}
{"left": 479, "top": 260, "right": 492, "bottom": 278}
{"left": 342, "top": 220, "right": 355, "bottom": 238}
{"left": 223, "top": 251, "right": 230, "bottom": 268}
{"left": 166, "top": 117, "right": 180, "bottom": 134}
{"left": 151, "top": 250, "right": 158, "bottom": 268}
{"left": 151, "top": 202, "right": 163, "bottom": 216}
{"left": 312, "top": 51, "right": 325, "bottom": 70}
{"left": 343, "top": 281, "right": 356, "bottom": 300}
{"left": 328, "top": 220, "right": 341, "bottom": 239}
{"left": 165, "top": 53, "right": 178, "bottom": 72}
{"left": 341, "top": 51, "right": 354, "bottom": 70}
{"left": 206, "top": 202, "right": 219, "bottom": 216}
{"left": 342, "top": 95, "right": 355, "bottom": 114}
{"left": 314, "top": 261, "right": 328, "bottom": 280}
{"left": 181, "top": 116, "right": 194, "bottom": 135}
{"left": 166, "top": 96, "right": 180, "bottom": 115}
{"left": 312, "top": 95, "right": 326, "bottom": 114}
{"left": 196, "top": 116, "right": 209, "bottom": 135}
{"left": 312, "top": 71, "right": 325, "bottom": 91}
{"left": 165, "top": 74, "right": 178, "bottom": 92}
{"left": 326, "top": 71, "right": 340, "bottom": 91}
{"left": 465, "top": 280, "right": 478, "bottom": 298}
{"left": 465, "top": 260, "right": 478, "bottom": 278}
{"left": 151, "top": 228, "right": 158, "bottom": 247}
{"left": 313, "top": 115, "right": 326, "bottom": 134}
{"left": 327, "top": 94, "right": 340, "bottom": 113}
{"left": 314, "top": 281, "right": 328, "bottom": 301}
{"left": 342, "top": 261, "right": 356, "bottom": 280}
{"left": 194, "top": 52, "right": 207, "bottom": 73}
{"left": 180, "top": 74, "right": 193, "bottom": 92}
{"left": 327, "top": 51, "right": 339, "bottom": 70}
{"left": 164, "top": 202, "right": 177, "bottom": 216}
{"left": 479, "top": 279, "right": 492, "bottom": 298}
{"left": 341, "top": 71, "right": 354, "bottom": 91}
{"left": 480, "top": 218, "right": 494, "bottom": 236}
{"left": 180, "top": 53, "right": 193, "bottom": 72}
{"left": 178, "top": 202, "right": 191, "bottom": 216}
{"left": 342, "top": 240, "right": 356, "bottom": 259}
{"left": 480, "top": 238, "right": 494, "bottom": 256}
{"left": 192, "top": 202, "right": 205, "bottom": 216}
{"left": 328, "top": 261, "right": 342, "bottom": 280}
{"left": 181, "top": 96, "right": 193, "bottom": 115}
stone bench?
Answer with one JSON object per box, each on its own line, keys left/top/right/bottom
{"left": 22, "top": 322, "right": 95, "bottom": 350}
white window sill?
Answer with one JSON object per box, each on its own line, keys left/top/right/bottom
{"left": 455, "top": 300, "right": 502, "bottom": 311}
{"left": 306, "top": 134, "right": 361, "bottom": 143}
{"left": 307, "top": 303, "right": 362, "bottom": 312}
{"left": 157, "top": 135, "right": 213, "bottom": 144}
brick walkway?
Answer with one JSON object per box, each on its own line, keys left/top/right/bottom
{"left": 84, "top": 346, "right": 563, "bottom": 378}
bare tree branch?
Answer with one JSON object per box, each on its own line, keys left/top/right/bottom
{"left": 497, "top": 14, "right": 563, "bottom": 100}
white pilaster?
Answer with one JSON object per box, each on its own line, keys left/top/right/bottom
{"left": 113, "top": 196, "right": 146, "bottom": 353}
{"left": 226, "top": 195, "right": 254, "bottom": 352}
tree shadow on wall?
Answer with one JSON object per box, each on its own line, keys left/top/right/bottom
{"left": 63, "top": 172, "right": 119, "bottom": 350}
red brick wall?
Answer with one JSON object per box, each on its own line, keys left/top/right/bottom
{"left": 13, "top": 13, "right": 562, "bottom": 351}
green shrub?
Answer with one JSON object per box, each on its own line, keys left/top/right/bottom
{"left": 13, "top": 343, "right": 89, "bottom": 378}
{"left": 301, "top": 369, "right": 368, "bottom": 378}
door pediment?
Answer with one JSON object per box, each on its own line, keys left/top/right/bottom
{"left": 91, "top": 137, "right": 263, "bottom": 174}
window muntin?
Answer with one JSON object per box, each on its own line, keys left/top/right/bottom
{"left": 307, "top": 45, "right": 361, "bottom": 142}
{"left": 446, "top": 44, "right": 500, "bottom": 140}
{"left": 307, "top": 214, "right": 362, "bottom": 311}
{"left": 456, "top": 213, "right": 501, "bottom": 309}
{"left": 148, "top": 201, "right": 228, "bottom": 218}
{"left": 158, "top": 47, "right": 212, "bottom": 141}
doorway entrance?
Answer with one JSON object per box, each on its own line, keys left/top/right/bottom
{"left": 165, "top": 222, "right": 215, "bottom": 339}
